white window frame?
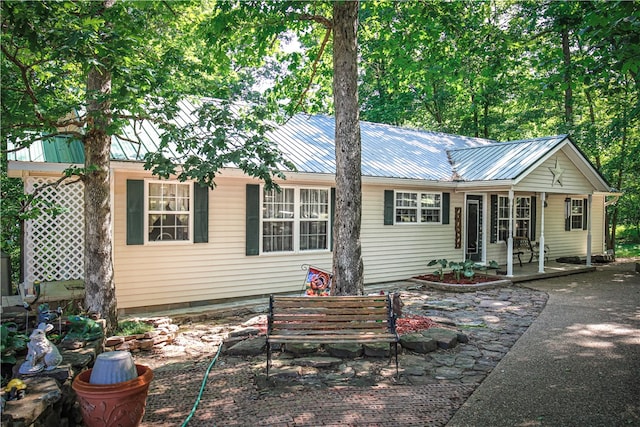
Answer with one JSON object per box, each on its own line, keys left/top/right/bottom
{"left": 497, "top": 195, "right": 531, "bottom": 241}
{"left": 261, "top": 186, "right": 331, "bottom": 254}
{"left": 394, "top": 191, "right": 442, "bottom": 224}
{"left": 514, "top": 196, "right": 531, "bottom": 238}
{"left": 570, "top": 198, "right": 584, "bottom": 230}
{"left": 144, "top": 180, "right": 193, "bottom": 244}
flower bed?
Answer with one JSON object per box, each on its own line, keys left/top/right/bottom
{"left": 410, "top": 273, "right": 512, "bottom": 292}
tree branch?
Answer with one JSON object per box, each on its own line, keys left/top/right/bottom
{"left": 0, "top": 44, "right": 46, "bottom": 122}
{"left": 298, "top": 14, "right": 333, "bottom": 29}
{"left": 288, "top": 25, "right": 332, "bottom": 120}
{"left": 21, "top": 174, "right": 82, "bottom": 215}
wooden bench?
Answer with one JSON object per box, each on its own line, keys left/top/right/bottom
{"left": 266, "top": 295, "right": 400, "bottom": 377}
{"left": 510, "top": 236, "right": 549, "bottom": 267}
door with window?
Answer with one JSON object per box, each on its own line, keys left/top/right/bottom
{"left": 466, "top": 196, "right": 483, "bottom": 262}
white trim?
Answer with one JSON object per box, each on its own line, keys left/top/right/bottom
{"left": 392, "top": 190, "right": 443, "bottom": 225}
{"left": 143, "top": 179, "right": 194, "bottom": 245}
{"left": 260, "top": 185, "right": 332, "bottom": 255}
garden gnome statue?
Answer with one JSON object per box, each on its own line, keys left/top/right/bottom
{"left": 18, "top": 323, "right": 63, "bottom": 374}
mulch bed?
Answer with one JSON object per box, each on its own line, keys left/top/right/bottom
{"left": 413, "top": 273, "right": 498, "bottom": 285}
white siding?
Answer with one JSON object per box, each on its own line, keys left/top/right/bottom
{"left": 112, "top": 171, "right": 464, "bottom": 309}
{"left": 21, "top": 162, "right": 608, "bottom": 311}
{"left": 518, "top": 149, "right": 594, "bottom": 194}
{"left": 113, "top": 173, "right": 338, "bottom": 309}
{"left": 361, "top": 185, "right": 464, "bottom": 283}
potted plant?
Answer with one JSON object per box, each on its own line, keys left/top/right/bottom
{"left": 72, "top": 351, "right": 153, "bottom": 427}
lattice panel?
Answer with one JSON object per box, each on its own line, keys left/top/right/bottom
{"left": 25, "top": 177, "right": 85, "bottom": 283}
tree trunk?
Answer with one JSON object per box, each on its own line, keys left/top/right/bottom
{"left": 332, "top": 1, "right": 364, "bottom": 296}
{"left": 84, "top": 64, "right": 117, "bottom": 333}
{"left": 562, "top": 28, "right": 573, "bottom": 127}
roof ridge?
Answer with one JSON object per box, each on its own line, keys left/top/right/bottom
{"left": 295, "top": 113, "right": 497, "bottom": 144}
{"left": 448, "top": 134, "right": 568, "bottom": 153}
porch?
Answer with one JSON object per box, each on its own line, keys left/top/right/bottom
{"left": 494, "top": 259, "right": 596, "bottom": 283}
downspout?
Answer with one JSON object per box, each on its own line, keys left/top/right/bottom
{"left": 586, "top": 194, "right": 592, "bottom": 266}
{"left": 538, "top": 192, "right": 546, "bottom": 274}
{"left": 506, "top": 190, "right": 514, "bottom": 277}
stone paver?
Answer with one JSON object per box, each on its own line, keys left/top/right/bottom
{"left": 138, "top": 282, "right": 549, "bottom": 426}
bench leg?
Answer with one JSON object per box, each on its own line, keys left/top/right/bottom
{"left": 391, "top": 342, "right": 399, "bottom": 378}
{"left": 266, "top": 341, "right": 271, "bottom": 378}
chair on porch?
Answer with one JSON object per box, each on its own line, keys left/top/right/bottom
{"left": 507, "top": 237, "right": 549, "bottom": 267}
{"left": 530, "top": 240, "right": 550, "bottom": 263}
{"left": 507, "top": 237, "right": 527, "bottom": 267}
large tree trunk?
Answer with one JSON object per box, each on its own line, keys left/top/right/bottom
{"left": 332, "top": 1, "right": 364, "bottom": 296}
{"left": 84, "top": 64, "right": 117, "bottom": 333}
{"left": 562, "top": 28, "right": 574, "bottom": 127}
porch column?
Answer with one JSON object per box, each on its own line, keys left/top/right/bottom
{"left": 538, "top": 192, "right": 546, "bottom": 273}
{"left": 506, "top": 190, "right": 514, "bottom": 277}
{"left": 586, "top": 194, "right": 592, "bottom": 266}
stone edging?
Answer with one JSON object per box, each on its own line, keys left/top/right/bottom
{"left": 407, "top": 278, "right": 512, "bottom": 292}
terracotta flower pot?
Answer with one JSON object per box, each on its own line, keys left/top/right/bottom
{"left": 72, "top": 364, "right": 153, "bottom": 427}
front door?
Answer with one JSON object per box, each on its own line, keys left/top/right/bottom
{"left": 466, "top": 196, "right": 483, "bottom": 262}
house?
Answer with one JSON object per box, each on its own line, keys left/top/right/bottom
{"left": 7, "top": 100, "right": 616, "bottom": 314}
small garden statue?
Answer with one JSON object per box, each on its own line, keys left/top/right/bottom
{"left": 18, "top": 323, "right": 62, "bottom": 374}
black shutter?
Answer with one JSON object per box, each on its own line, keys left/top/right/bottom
{"left": 531, "top": 196, "right": 537, "bottom": 240}
{"left": 583, "top": 198, "right": 588, "bottom": 230}
{"left": 126, "top": 180, "right": 144, "bottom": 245}
{"left": 384, "top": 190, "right": 394, "bottom": 225}
{"left": 193, "top": 184, "right": 209, "bottom": 243}
{"left": 246, "top": 184, "right": 260, "bottom": 256}
{"left": 442, "top": 192, "right": 450, "bottom": 224}
{"left": 330, "top": 187, "right": 336, "bottom": 250}
{"left": 490, "top": 194, "right": 498, "bottom": 243}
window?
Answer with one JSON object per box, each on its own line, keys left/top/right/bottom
{"left": 497, "top": 196, "right": 531, "bottom": 241}
{"left": 147, "top": 181, "right": 191, "bottom": 242}
{"left": 421, "top": 193, "right": 442, "bottom": 223}
{"left": 262, "top": 187, "right": 330, "bottom": 253}
{"left": 497, "top": 196, "right": 510, "bottom": 241}
{"left": 571, "top": 199, "right": 584, "bottom": 230}
{"left": 514, "top": 197, "right": 531, "bottom": 238}
{"left": 395, "top": 191, "right": 441, "bottom": 224}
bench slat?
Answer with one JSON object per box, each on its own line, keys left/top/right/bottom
{"left": 271, "top": 306, "right": 388, "bottom": 315}
{"left": 272, "top": 313, "right": 389, "bottom": 322}
{"left": 271, "top": 323, "right": 390, "bottom": 332}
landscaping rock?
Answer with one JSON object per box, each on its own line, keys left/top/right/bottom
{"left": 422, "top": 328, "right": 459, "bottom": 349}
{"left": 399, "top": 333, "right": 438, "bottom": 353}
{"left": 325, "top": 343, "right": 363, "bottom": 358}
{"left": 226, "top": 336, "right": 266, "bottom": 356}
{"left": 284, "top": 342, "right": 320, "bottom": 355}
{"left": 363, "top": 342, "right": 391, "bottom": 358}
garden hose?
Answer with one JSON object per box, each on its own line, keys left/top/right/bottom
{"left": 181, "top": 342, "right": 223, "bottom": 427}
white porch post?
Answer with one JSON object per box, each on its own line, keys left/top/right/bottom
{"left": 506, "top": 190, "right": 514, "bottom": 277}
{"left": 538, "top": 192, "right": 546, "bottom": 273}
{"left": 587, "top": 194, "right": 593, "bottom": 266}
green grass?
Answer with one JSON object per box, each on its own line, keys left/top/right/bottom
{"left": 115, "top": 320, "right": 155, "bottom": 336}
{"left": 616, "top": 225, "right": 640, "bottom": 244}
{"left": 615, "top": 243, "right": 640, "bottom": 258}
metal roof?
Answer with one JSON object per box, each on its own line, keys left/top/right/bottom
{"left": 268, "top": 113, "right": 495, "bottom": 180}
{"left": 8, "top": 100, "right": 576, "bottom": 183}
{"left": 447, "top": 135, "right": 568, "bottom": 181}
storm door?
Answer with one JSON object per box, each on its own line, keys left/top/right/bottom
{"left": 466, "top": 196, "right": 483, "bottom": 262}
